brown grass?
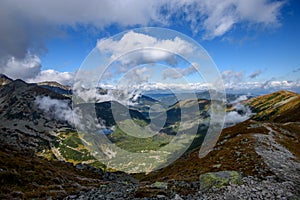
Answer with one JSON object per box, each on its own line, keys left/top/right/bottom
{"left": 273, "top": 122, "right": 300, "bottom": 159}
{"left": 0, "top": 143, "right": 103, "bottom": 199}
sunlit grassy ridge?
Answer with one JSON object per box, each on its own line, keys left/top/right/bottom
{"left": 247, "top": 90, "right": 300, "bottom": 122}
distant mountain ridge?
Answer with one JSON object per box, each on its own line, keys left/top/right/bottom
{"left": 37, "top": 81, "right": 72, "bottom": 96}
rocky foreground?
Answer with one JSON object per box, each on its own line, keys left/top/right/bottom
{"left": 64, "top": 176, "right": 298, "bottom": 200}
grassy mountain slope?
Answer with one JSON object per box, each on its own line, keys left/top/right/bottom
{"left": 248, "top": 90, "right": 300, "bottom": 122}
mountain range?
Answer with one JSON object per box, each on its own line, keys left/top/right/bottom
{"left": 0, "top": 74, "right": 299, "bottom": 199}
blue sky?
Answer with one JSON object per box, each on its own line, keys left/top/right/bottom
{"left": 0, "top": 0, "right": 299, "bottom": 93}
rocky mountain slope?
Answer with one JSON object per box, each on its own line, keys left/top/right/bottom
{"left": 0, "top": 79, "right": 70, "bottom": 150}
{"left": 0, "top": 79, "right": 110, "bottom": 168}
{"left": 0, "top": 79, "right": 138, "bottom": 199}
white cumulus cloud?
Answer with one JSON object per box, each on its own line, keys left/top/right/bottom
{"left": 0, "top": 52, "right": 74, "bottom": 85}
{"left": 164, "top": 0, "right": 284, "bottom": 39}
{"left": 2, "top": 53, "right": 41, "bottom": 80}
{"left": 97, "top": 31, "right": 195, "bottom": 65}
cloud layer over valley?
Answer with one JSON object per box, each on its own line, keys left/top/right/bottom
{"left": 225, "top": 95, "right": 253, "bottom": 127}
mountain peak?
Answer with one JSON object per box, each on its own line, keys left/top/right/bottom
{"left": 0, "top": 73, "right": 13, "bottom": 86}
{"left": 13, "top": 78, "right": 28, "bottom": 85}
{"left": 0, "top": 79, "right": 29, "bottom": 95}
{"left": 276, "top": 90, "right": 298, "bottom": 96}
{"left": 0, "top": 73, "right": 11, "bottom": 78}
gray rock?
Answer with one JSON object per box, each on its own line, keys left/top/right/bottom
{"left": 157, "top": 194, "right": 167, "bottom": 199}
{"left": 173, "top": 194, "right": 183, "bottom": 200}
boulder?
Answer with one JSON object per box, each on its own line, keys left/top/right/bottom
{"left": 151, "top": 181, "right": 168, "bottom": 190}
{"left": 199, "top": 171, "right": 243, "bottom": 190}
